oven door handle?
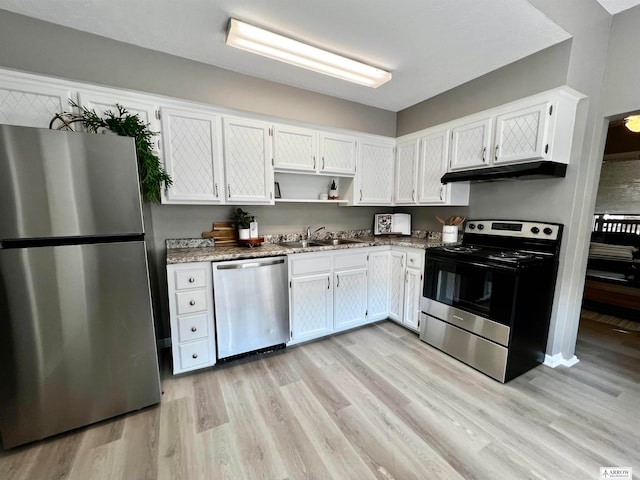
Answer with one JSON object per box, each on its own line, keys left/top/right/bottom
{"left": 425, "top": 256, "right": 519, "bottom": 273}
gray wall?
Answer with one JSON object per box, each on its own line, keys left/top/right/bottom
{"left": 0, "top": 10, "right": 396, "bottom": 137}
{"left": 2, "top": 5, "right": 635, "bottom": 357}
{"left": 396, "top": 0, "right": 614, "bottom": 362}
{"left": 396, "top": 41, "right": 571, "bottom": 136}
{"left": 601, "top": 5, "right": 640, "bottom": 118}
{"left": 0, "top": 9, "right": 399, "bottom": 338}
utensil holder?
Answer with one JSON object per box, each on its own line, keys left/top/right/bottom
{"left": 442, "top": 225, "right": 458, "bottom": 243}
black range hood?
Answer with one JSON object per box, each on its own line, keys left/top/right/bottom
{"left": 440, "top": 161, "right": 567, "bottom": 184}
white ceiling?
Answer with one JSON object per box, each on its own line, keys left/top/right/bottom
{"left": 0, "top": 1, "right": 634, "bottom": 112}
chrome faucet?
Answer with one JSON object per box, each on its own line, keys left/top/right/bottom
{"left": 306, "top": 225, "right": 326, "bottom": 240}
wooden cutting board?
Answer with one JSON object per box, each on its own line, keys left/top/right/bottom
{"left": 202, "top": 222, "right": 238, "bottom": 246}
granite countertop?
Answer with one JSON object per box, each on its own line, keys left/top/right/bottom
{"left": 166, "top": 234, "right": 446, "bottom": 264}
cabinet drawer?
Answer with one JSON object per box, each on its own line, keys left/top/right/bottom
{"left": 174, "top": 268, "right": 208, "bottom": 290}
{"left": 334, "top": 251, "right": 368, "bottom": 270}
{"left": 176, "top": 289, "right": 207, "bottom": 315}
{"left": 290, "top": 254, "right": 331, "bottom": 276}
{"left": 406, "top": 250, "right": 424, "bottom": 269}
{"left": 178, "top": 340, "right": 211, "bottom": 369}
{"left": 177, "top": 313, "right": 209, "bottom": 342}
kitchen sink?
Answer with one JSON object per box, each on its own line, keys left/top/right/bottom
{"left": 277, "top": 240, "right": 324, "bottom": 248}
{"left": 316, "top": 238, "right": 365, "bottom": 246}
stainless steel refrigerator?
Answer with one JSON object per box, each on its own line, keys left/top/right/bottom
{"left": 0, "top": 125, "right": 161, "bottom": 449}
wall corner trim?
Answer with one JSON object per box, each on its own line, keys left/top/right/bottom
{"left": 543, "top": 353, "right": 580, "bottom": 368}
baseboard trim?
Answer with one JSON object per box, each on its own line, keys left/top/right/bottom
{"left": 544, "top": 353, "right": 580, "bottom": 368}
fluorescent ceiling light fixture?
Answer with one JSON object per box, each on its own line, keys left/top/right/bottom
{"left": 624, "top": 115, "right": 640, "bottom": 133}
{"left": 226, "top": 18, "right": 392, "bottom": 88}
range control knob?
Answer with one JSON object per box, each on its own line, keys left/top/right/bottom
{"left": 543, "top": 227, "right": 553, "bottom": 235}
{"left": 531, "top": 226, "right": 540, "bottom": 234}
{"left": 477, "top": 224, "right": 484, "bottom": 230}
{"left": 468, "top": 223, "right": 476, "bottom": 230}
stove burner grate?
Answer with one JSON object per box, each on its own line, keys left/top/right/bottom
{"left": 488, "top": 250, "right": 534, "bottom": 260}
{"left": 442, "top": 245, "right": 481, "bottom": 253}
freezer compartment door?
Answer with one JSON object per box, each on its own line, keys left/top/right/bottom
{"left": 0, "top": 241, "right": 160, "bottom": 448}
{"left": 0, "top": 125, "right": 144, "bottom": 240}
{"left": 213, "top": 257, "right": 289, "bottom": 359}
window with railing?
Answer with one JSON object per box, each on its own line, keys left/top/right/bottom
{"left": 592, "top": 214, "right": 640, "bottom": 234}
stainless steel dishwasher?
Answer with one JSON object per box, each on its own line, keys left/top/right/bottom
{"left": 212, "top": 256, "right": 289, "bottom": 359}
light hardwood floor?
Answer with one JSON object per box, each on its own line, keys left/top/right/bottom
{"left": 1, "top": 314, "right": 639, "bottom": 480}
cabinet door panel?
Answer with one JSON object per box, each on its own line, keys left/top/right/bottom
{"left": 161, "top": 107, "right": 223, "bottom": 203}
{"left": 223, "top": 117, "right": 273, "bottom": 204}
{"left": 0, "top": 80, "right": 74, "bottom": 128}
{"left": 395, "top": 140, "right": 418, "bottom": 204}
{"left": 319, "top": 133, "right": 356, "bottom": 175}
{"left": 449, "top": 118, "right": 491, "bottom": 171}
{"left": 368, "top": 250, "right": 390, "bottom": 321}
{"left": 273, "top": 124, "right": 317, "bottom": 172}
{"left": 494, "top": 102, "right": 550, "bottom": 164}
{"left": 290, "top": 273, "right": 332, "bottom": 342}
{"left": 333, "top": 268, "right": 368, "bottom": 331}
{"left": 418, "top": 130, "right": 448, "bottom": 204}
{"left": 358, "top": 140, "right": 394, "bottom": 204}
{"left": 388, "top": 251, "right": 405, "bottom": 321}
{"left": 78, "top": 91, "right": 160, "bottom": 133}
{"left": 403, "top": 268, "right": 422, "bottom": 331}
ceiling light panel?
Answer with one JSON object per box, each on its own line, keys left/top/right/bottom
{"left": 226, "top": 18, "right": 391, "bottom": 88}
{"left": 625, "top": 115, "right": 640, "bottom": 133}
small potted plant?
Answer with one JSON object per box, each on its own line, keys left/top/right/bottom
{"left": 231, "top": 208, "right": 254, "bottom": 240}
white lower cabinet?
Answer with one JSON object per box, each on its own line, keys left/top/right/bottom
{"left": 333, "top": 250, "right": 368, "bottom": 331}
{"left": 289, "top": 246, "right": 425, "bottom": 344}
{"left": 388, "top": 247, "right": 425, "bottom": 332}
{"left": 388, "top": 250, "right": 406, "bottom": 321}
{"left": 167, "top": 262, "right": 216, "bottom": 374}
{"left": 367, "top": 248, "right": 391, "bottom": 321}
{"left": 403, "top": 266, "right": 423, "bottom": 330}
{"left": 289, "top": 253, "right": 333, "bottom": 344}
{"left": 290, "top": 272, "right": 333, "bottom": 343}
{"left": 289, "top": 249, "right": 367, "bottom": 344}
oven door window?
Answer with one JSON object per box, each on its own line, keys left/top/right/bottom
{"left": 425, "top": 258, "right": 516, "bottom": 324}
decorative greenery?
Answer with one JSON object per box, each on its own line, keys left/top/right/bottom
{"left": 231, "top": 208, "right": 254, "bottom": 229}
{"left": 66, "top": 100, "right": 172, "bottom": 203}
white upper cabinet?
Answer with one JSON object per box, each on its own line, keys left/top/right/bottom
{"left": 0, "top": 72, "right": 75, "bottom": 128}
{"left": 395, "top": 139, "right": 419, "bottom": 204}
{"left": 493, "top": 101, "right": 551, "bottom": 165}
{"left": 417, "top": 128, "right": 470, "bottom": 206}
{"left": 77, "top": 89, "right": 162, "bottom": 158}
{"left": 418, "top": 129, "right": 449, "bottom": 204}
{"left": 444, "top": 88, "right": 582, "bottom": 173}
{"left": 273, "top": 124, "right": 318, "bottom": 172}
{"left": 319, "top": 132, "right": 357, "bottom": 175}
{"left": 161, "top": 107, "right": 224, "bottom": 204}
{"left": 356, "top": 138, "right": 395, "bottom": 204}
{"left": 449, "top": 117, "right": 492, "bottom": 171}
{"left": 77, "top": 90, "right": 161, "bottom": 133}
{"left": 222, "top": 116, "right": 274, "bottom": 204}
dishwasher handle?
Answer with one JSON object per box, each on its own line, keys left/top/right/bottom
{"left": 215, "top": 257, "right": 285, "bottom": 270}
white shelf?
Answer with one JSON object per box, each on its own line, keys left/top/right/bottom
{"left": 275, "top": 198, "right": 348, "bottom": 204}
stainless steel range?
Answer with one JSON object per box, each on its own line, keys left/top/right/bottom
{"left": 420, "top": 220, "right": 563, "bottom": 383}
